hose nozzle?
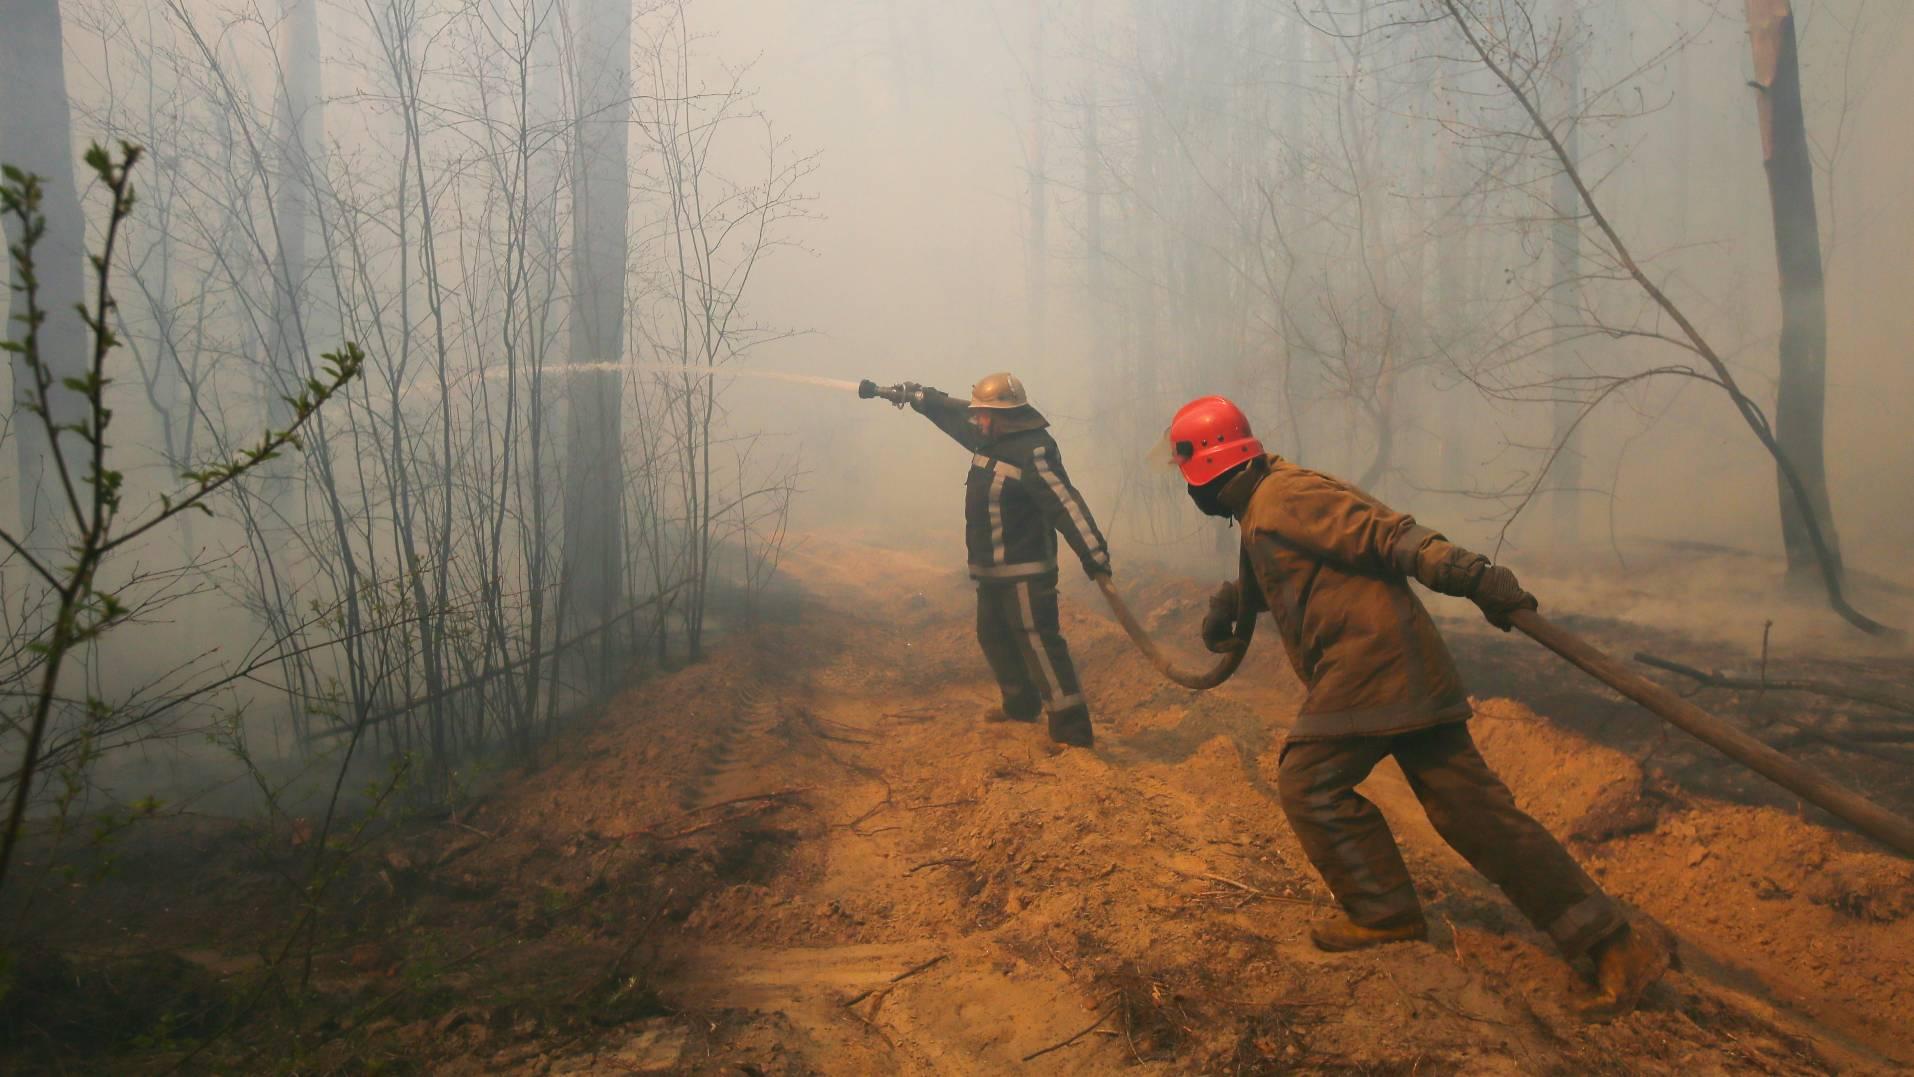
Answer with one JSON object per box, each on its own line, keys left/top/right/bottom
{"left": 858, "top": 379, "right": 916, "bottom": 408}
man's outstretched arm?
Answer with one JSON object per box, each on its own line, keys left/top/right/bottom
{"left": 908, "top": 385, "right": 985, "bottom": 451}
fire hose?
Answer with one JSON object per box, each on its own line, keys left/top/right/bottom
{"left": 1094, "top": 575, "right": 1254, "bottom": 690}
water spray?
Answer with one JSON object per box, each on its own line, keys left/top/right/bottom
{"left": 549, "top": 359, "right": 863, "bottom": 393}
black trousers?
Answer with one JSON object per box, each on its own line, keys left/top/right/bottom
{"left": 975, "top": 574, "right": 1093, "bottom": 744}
{"left": 1278, "top": 722, "right": 1622, "bottom": 957}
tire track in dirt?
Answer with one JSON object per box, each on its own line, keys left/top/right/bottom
{"left": 675, "top": 667, "right": 785, "bottom": 811}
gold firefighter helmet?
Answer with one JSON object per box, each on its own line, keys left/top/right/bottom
{"left": 968, "top": 371, "right": 1029, "bottom": 410}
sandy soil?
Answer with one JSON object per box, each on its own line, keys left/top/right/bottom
{"left": 10, "top": 531, "right": 1913, "bottom": 1073}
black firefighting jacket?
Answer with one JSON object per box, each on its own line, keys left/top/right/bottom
{"left": 913, "top": 389, "right": 1111, "bottom": 582}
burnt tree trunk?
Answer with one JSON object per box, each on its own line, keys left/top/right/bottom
{"left": 1745, "top": 0, "right": 1841, "bottom": 581}
{"left": 0, "top": 0, "right": 86, "bottom": 545}
{"left": 561, "top": 0, "right": 631, "bottom": 688}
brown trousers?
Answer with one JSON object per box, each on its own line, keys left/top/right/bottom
{"left": 1278, "top": 721, "right": 1621, "bottom": 957}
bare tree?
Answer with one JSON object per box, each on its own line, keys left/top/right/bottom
{"left": 1430, "top": 0, "right": 1894, "bottom": 636}
{"left": 0, "top": 144, "right": 363, "bottom": 890}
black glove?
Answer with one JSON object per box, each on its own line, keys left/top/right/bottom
{"left": 1201, "top": 581, "right": 1240, "bottom": 653}
{"left": 1084, "top": 557, "right": 1113, "bottom": 580}
{"left": 904, "top": 382, "right": 938, "bottom": 412}
{"left": 1471, "top": 565, "right": 1538, "bottom": 631}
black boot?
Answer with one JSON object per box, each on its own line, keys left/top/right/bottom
{"left": 1047, "top": 706, "right": 1094, "bottom": 748}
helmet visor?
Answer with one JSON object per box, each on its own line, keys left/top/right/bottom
{"left": 1154, "top": 429, "right": 1198, "bottom": 474}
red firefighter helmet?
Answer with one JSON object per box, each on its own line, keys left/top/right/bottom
{"left": 1168, "top": 396, "right": 1263, "bottom": 486}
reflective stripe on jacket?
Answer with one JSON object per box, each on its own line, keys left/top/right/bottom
{"left": 914, "top": 390, "right": 1110, "bottom": 581}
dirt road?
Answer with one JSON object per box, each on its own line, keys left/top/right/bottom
{"left": 440, "top": 533, "right": 1913, "bottom": 1073}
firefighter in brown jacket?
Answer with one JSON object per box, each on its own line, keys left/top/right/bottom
{"left": 1166, "top": 395, "right": 1667, "bottom": 1019}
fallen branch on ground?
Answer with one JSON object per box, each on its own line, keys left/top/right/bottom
{"left": 1635, "top": 652, "right": 1914, "bottom": 721}
{"left": 1022, "top": 992, "right": 1121, "bottom": 1062}
{"left": 843, "top": 953, "right": 949, "bottom": 1007}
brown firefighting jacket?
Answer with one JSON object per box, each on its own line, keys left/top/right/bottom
{"left": 1220, "top": 454, "right": 1482, "bottom": 741}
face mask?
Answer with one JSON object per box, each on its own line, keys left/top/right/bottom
{"left": 1187, "top": 480, "right": 1233, "bottom": 518}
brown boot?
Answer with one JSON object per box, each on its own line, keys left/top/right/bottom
{"left": 1309, "top": 914, "right": 1428, "bottom": 953}
{"left": 1574, "top": 923, "right": 1668, "bottom": 1021}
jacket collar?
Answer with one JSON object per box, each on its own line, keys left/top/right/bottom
{"left": 1217, "top": 455, "right": 1275, "bottom": 519}
{"left": 982, "top": 406, "right": 1050, "bottom": 438}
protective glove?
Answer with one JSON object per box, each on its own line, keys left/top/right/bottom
{"left": 903, "top": 382, "right": 937, "bottom": 412}
{"left": 1084, "top": 556, "right": 1113, "bottom": 580}
{"left": 1471, "top": 564, "right": 1538, "bottom": 631}
{"left": 1201, "top": 581, "right": 1240, "bottom": 653}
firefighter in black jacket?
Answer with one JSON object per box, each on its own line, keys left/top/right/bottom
{"left": 895, "top": 372, "right": 1110, "bottom": 748}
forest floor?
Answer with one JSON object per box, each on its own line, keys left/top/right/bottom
{"left": 7, "top": 530, "right": 1914, "bottom": 1074}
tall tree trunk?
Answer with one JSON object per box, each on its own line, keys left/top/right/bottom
{"left": 0, "top": 0, "right": 86, "bottom": 545}
{"left": 1026, "top": 1, "right": 1049, "bottom": 360}
{"left": 1126, "top": 0, "right": 1159, "bottom": 460}
{"left": 268, "top": 0, "right": 322, "bottom": 433}
{"left": 1745, "top": 0, "right": 1841, "bottom": 580}
{"left": 1549, "top": 0, "right": 1583, "bottom": 546}
{"left": 1081, "top": 0, "right": 1108, "bottom": 438}
{"left": 561, "top": 0, "right": 631, "bottom": 689}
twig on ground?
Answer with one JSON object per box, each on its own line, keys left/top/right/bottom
{"left": 1443, "top": 915, "right": 1465, "bottom": 965}
{"left": 1759, "top": 621, "right": 1774, "bottom": 696}
{"left": 1380, "top": 968, "right": 1510, "bottom": 1027}
{"left": 1167, "top": 866, "right": 1329, "bottom": 908}
{"left": 838, "top": 778, "right": 895, "bottom": 835}
{"left": 681, "top": 788, "right": 814, "bottom": 817}
{"left": 613, "top": 789, "right": 812, "bottom": 843}
{"left": 1199, "top": 871, "right": 1266, "bottom": 895}
{"left": 449, "top": 820, "right": 495, "bottom": 841}
{"left": 907, "top": 857, "right": 974, "bottom": 874}
{"left": 901, "top": 798, "right": 976, "bottom": 812}
{"left": 843, "top": 953, "right": 948, "bottom": 1007}
{"left": 1021, "top": 992, "right": 1121, "bottom": 1062}
{"left": 653, "top": 800, "right": 785, "bottom": 841}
